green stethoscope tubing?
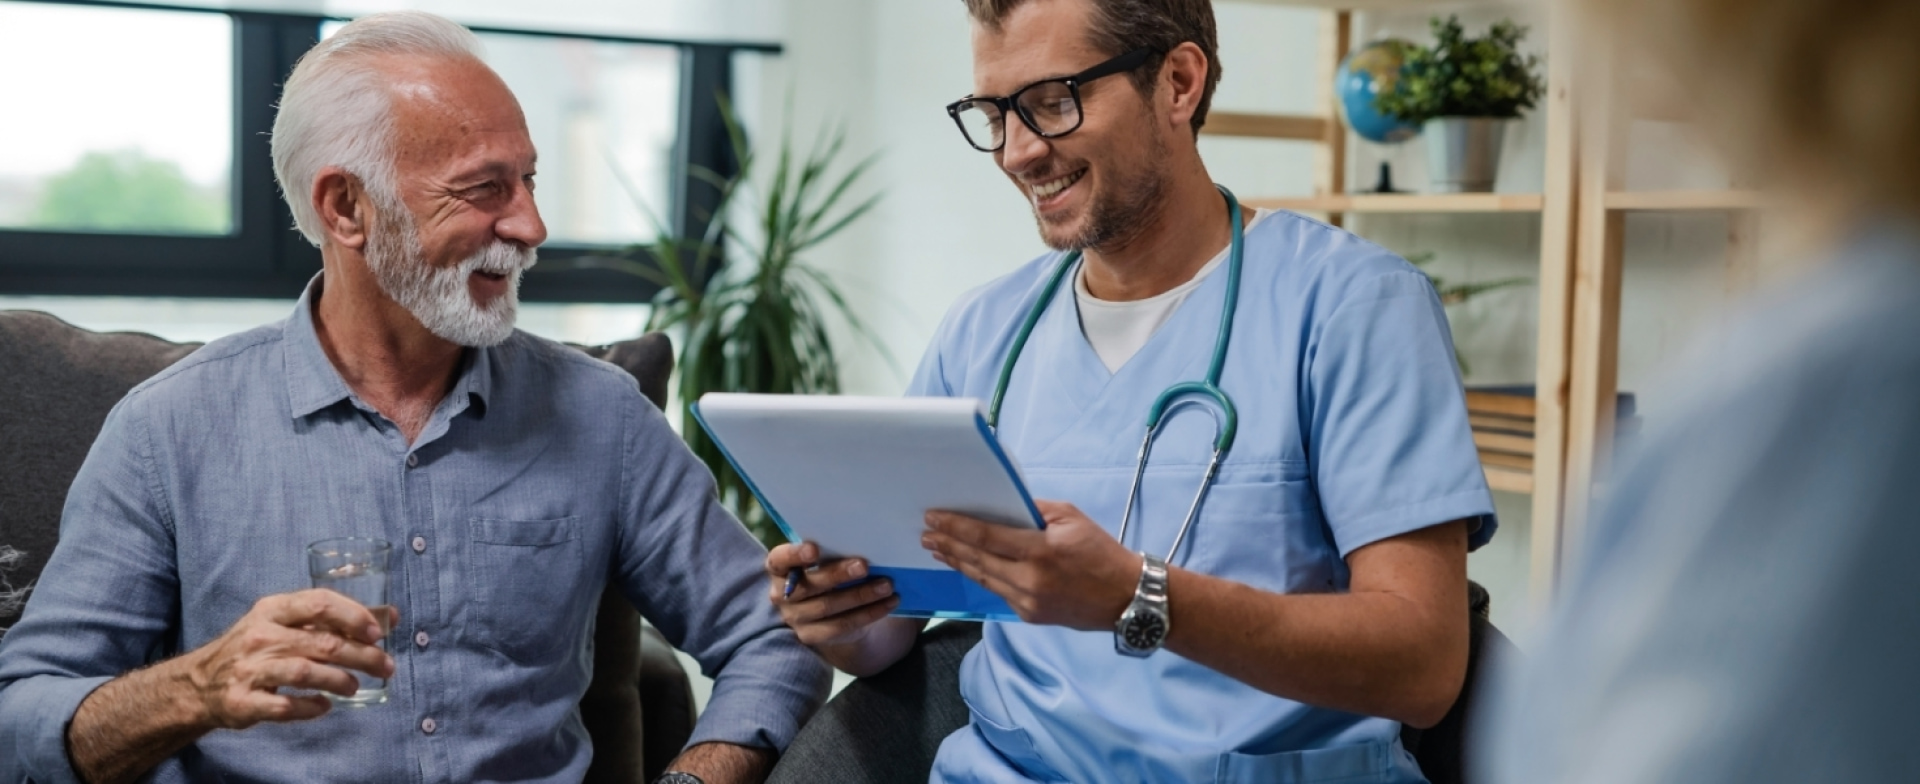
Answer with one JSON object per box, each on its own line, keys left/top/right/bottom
{"left": 986, "top": 184, "right": 1246, "bottom": 562}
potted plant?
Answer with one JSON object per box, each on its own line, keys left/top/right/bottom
{"left": 593, "top": 104, "right": 885, "bottom": 548}
{"left": 1377, "top": 16, "right": 1545, "bottom": 193}
{"left": 1407, "top": 251, "right": 1530, "bottom": 377}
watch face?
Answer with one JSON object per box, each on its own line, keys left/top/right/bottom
{"left": 1122, "top": 610, "right": 1167, "bottom": 650}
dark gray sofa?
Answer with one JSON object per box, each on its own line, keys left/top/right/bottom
{"left": 0, "top": 310, "right": 695, "bottom": 783}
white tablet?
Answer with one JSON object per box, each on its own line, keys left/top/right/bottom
{"left": 690, "top": 393, "right": 1041, "bottom": 621}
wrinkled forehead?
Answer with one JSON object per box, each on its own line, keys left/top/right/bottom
{"left": 376, "top": 54, "right": 535, "bottom": 175}
{"left": 970, "top": 0, "right": 1106, "bottom": 97}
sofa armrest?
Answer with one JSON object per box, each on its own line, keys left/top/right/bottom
{"left": 638, "top": 623, "right": 697, "bottom": 781}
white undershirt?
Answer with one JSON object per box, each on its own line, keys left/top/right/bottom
{"left": 1074, "top": 209, "right": 1272, "bottom": 373}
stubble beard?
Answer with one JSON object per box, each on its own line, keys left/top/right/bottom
{"left": 1036, "top": 121, "right": 1171, "bottom": 254}
{"left": 363, "top": 201, "right": 538, "bottom": 348}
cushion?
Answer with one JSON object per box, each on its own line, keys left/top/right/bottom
{"left": 0, "top": 311, "right": 199, "bottom": 631}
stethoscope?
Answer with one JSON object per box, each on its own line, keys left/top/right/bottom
{"left": 986, "top": 184, "right": 1245, "bottom": 565}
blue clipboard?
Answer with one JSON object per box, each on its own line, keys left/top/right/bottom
{"left": 690, "top": 394, "right": 1044, "bottom": 622}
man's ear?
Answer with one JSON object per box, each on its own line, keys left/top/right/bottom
{"left": 1159, "top": 42, "right": 1210, "bottom": 136}
{"left": 312, "top": 166, "right": 370, "bottom": 250}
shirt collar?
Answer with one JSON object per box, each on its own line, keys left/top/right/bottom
{"left": 283, "top": 274, "right": 495, "bottom": 421}
{"left": 456, "top": 338, "right": 493, "bottom": 420}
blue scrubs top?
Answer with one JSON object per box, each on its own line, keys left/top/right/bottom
{"left": 908, "top": 211, "right": 1497, "bottom": 783}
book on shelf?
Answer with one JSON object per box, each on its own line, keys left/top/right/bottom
{"left": 1463, "top": 385, "right": 1643, "bottom": 485}
{"left": 1464, "top": 385, "right": 1638, "bottom": 421}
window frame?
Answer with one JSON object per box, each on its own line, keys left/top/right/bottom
{"left": 0, "top": 0, "right": 776, "bottom": 303}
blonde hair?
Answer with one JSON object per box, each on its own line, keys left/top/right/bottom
{"left": 270, "top": 11, "right": 486, "bottom": 245}
{"left": 1598, "top": 0, "right": 1920, "bottom": 219}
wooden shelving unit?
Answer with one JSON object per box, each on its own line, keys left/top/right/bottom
{"left": 1244, "top": 193, "right": 1545, "bottom": 213}
{"left": 1203, "top": 111, "right": 1330, "bottom": 141}
{"left": 1604, "top": 189, "right": 1766, "bottom": 212}
{"left": 1474, "top": 465, "right": 1536, "bottom": 495}
{"left": 1230, "top": 0, "right": 1538, "bottom": 8}
{"left": 1482, "top": 466, "right": 1535, "bottom": 495}
{"left": 1556, "top": 23, "right": 1772, "bottom": 575}
{"left": 1216, "top": 0, "right": 1764, "bottom": 609}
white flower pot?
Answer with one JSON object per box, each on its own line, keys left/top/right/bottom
{"left": 1423, "top": 117, "right": 1509, "bottom": 193}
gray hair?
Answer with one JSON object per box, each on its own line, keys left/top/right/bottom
{"left": 271, "top": 11, "right": 486, "bottom": 246}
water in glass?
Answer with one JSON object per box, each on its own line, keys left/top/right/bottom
{"left": 309, "top": 554, "right": 391, "bottom": 706}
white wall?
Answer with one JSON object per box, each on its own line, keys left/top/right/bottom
{"left": 740, "top": 0, "right": 1038, "bottom": 397}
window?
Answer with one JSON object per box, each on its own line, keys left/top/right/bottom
{"left": 487, "top": 34, "right": 680, "bottom": 247}
{"left": 0, "top": 3, "right": 234, "bottom": 235}
{"left": 0, "top": 0, "right": 774, "bottom": 304}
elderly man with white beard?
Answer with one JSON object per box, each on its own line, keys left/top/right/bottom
{"left": 0, "top": 12, "right": 827, "bottom": 784}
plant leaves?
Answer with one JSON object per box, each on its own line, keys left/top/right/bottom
{"left": 624, "top": 90, "right": 888, "bottom": 547}
{"left": 1374, "top": 14, "right": 1545, "bottom": 124}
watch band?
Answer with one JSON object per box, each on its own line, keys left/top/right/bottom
{"left": 1137, "top": 552, "right": 1170, "bottom": 603}
{"left": 1114, "top": 552, "right": 1172, "bottom": 657}
{"left": 652, "top": 772, "right": 706, "bottom": 784}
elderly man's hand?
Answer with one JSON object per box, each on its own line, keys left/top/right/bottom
{"left": 66, "top": 589, "right": 399, "bottom": 784}
{"left": 922, "top": 500, "right": 1141, "bottom": 630}
{"left": 183, "top": 589, "right": 396, "bottom": 729}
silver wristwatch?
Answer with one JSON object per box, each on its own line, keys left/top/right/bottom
{"left": 1114, "top": 552, "right": 1171, "bottom": 657}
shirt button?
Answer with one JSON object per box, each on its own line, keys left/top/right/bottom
{"left": 415, "top": 630, "right": 430, "bottom": 648}
{"left": 421, "top": 717, "right": 437, "bottom": 735}
{"left": 406, "top": 453, "right": 419, "bottom": 468}
{"left": 411, "top": 536, "right": 427, "bottom": 554}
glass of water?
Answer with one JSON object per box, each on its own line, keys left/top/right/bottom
{"left": 307, "top": 537, "right": 392, "bottom": 706}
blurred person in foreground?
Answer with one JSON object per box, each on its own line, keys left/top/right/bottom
{"left": 0, "top": 12, "right": 825, "bottom": 784}
{"left": 1481, "top": 0, "right": 1920, "bottom": 781}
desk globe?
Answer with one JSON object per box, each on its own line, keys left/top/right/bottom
{"left": 1336, "top": 39, "right": 1420, "bottom": 192}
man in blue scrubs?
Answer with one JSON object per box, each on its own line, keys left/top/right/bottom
{"left": 767, "top": 0, "right": 1495, "bottom": 780}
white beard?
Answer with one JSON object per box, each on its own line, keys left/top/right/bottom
{"left": 365, "top": 209, "right": 538, "bottom": 348}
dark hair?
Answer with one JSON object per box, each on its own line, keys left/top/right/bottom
{"left": 963, "top": 0, "right": 1222, "bottom": 136}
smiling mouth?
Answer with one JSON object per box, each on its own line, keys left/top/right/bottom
{"left": 1030, "top": 169, "right": 1086, "bottom": 201}
{"left": 474, "top": 270, "right": 507, "bottom": 282}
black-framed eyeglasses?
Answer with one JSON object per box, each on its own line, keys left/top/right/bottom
{"left": 945, "top": 48, "right": 1154, "bottom": 153}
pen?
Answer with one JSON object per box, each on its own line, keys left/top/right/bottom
{"left": 783, "top": 568, "right": 801, "bottom": 601}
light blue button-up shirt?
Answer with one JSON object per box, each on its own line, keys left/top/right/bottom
{"left": 0, "top": 282, "right": 828, "bottom": 783}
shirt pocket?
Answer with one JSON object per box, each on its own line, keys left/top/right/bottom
{"left": 1214, "top": 738, "right": 1399, "bottom": 783}
{"left": 959, "top": 688, "right": 1062, "bottom": 782}
{"left": 467, "top": 516, "right": 583, "bottom": 664}
{"left": 1183, "top": 463, "right": 1341, "bottom": 595}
